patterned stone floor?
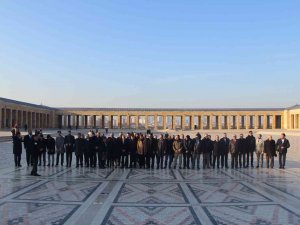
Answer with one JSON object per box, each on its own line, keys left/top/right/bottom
{"left": 0, "top": 141, "right": 300, "bottom": 225}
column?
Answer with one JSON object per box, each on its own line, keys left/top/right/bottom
{"left": 4, "top": 108, "right": 7, "bottom": 128}
{"left": 218, "top": 115, "right": 222, "bottom": 130}
{"left": 0, "top": 108, "right": 2, "bottom": 129}
{"left": 172, "top": 115, "right": 176, "bottom": 130}
{"left": 191, "top": 115, "right": 194, "bottom": 130}
{"left": 272, "top": 114, "right": 276, "bottom": 129}
{"left": 245, "top": 115, "right": 249, "bottom": 129}
{"left": 9, "top": 109, "right": 13, "bottom": 128}
{"left": 263, "top": 114, "right": 268, "bottom": 129}
{"left": 209, "top": 115, "right": 212, "bottom": 130}
{"left": 154, "top": 115, "right": 157, "bottom": 129}
{"left": 162, "top": 115, "right": 166, "bottom": 130}
{"left": 236, "top": 115, "right": 240, "bottom": 130}
{"left": 254, "top": 115, "right": 259, "bottom": 129}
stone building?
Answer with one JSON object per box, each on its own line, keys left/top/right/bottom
{"left": 1, "top": 97, "right": 299, "bottom": 130}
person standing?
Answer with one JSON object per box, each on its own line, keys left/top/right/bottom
{"left": 173, "top": 135, "right": 183, "bottom": 169}
{"left": 255, "top": 134, "right": 264, "bottom": 168}
{"left": 23, "top": 130, "right": 34, "bottom": 167}
{"left": 38, "top": 134, "right": 47, "bottom": 166}
{"left": 202, "top": 134, "right": 213, "bottom": 169}
{"left": 137, "top": 135, "right": 145, "bottom": 168}
{"left": 212, "top": 135, "right": 221, "bottom": 169}
{"left": 12, "top": 131, "right": 23, "bottom": 167}
{"left": 64, "top": 130, "right": 75, "bottom": 167}
{"left": 120, "top": 134, "right": 130, "bottom": 168}
{"left": 276, "top": 133, "right": 290, "bottom": 169}
{"left": 264, "top": 135, "right": 276, "bottom": 168}
{"left": 164, "top": 135, "right": 174, "bottom": 169}
{"left": 183, "top": 135, "right": 193, "bottom": 169}
{"left": 55, "top": 131, "right": 65, "bottom": 166}
{"left": 246, "top": 131, "right": 256, "bottom": 168}
{"left": 129, "top": 134, "right": 137, "bottom": 168}
{"left": 46, "top": 135, "right": 55, "bottom": 167}
{"left": 219, "top": 133, "right": 230, "bottom": 169}
{"left": 192, "top": 133, "right": 202, "bottom": 170}
{"left": 150, "top": 134, "right": 158, "bottom": 169}
{"left": 157, "top": 134, "right": 166, "bottom": 169}
{"left": 31, "top": 131, "right": 41, "bottom": 176}
{"left": 75, "top": 133, "right": 85, "bottom": 167}
{"left": 229, "top": 135, "right": 238, "bottom": 169}
{"left": 237, "top": 134, "right": 247, "bottom": 168}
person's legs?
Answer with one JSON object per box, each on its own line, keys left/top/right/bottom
{"left": 283, "top": 153, "right": 287, "bottom": 168}
{"left": 173, "top": 154, "right": 178, "bottom": 168}
{"left": 270, "top": 156, "right": 274, "bottom": 168}
{"left": 279, "top": 153, "right": 283, "bottom": 168}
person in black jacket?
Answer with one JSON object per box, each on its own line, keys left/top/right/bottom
{"left": 84, "top": 134, "right": 93, "bottom": 167}
{"left": 150, "top": 135, "right": 158, "bottom": 169}
{"left": 129, "top": 134, "right": 138, "bottom": 168}
{"left": 157, "top": 134, "right": 166, "bottom": 169}
{"left": 75, "top": 133, "right": 85, "bottom": 167}
{"left": 245, "top": 131, "right": 256, "bottom": 168}
{"left": 202, "top": 134, "right": 213, "bottom": 169}
{"left": 12, "top": 131, "right": 23, "bottom": 167}
{"left": 212, "top": 135, "right": 221, "bottom": 169}
{"left": 276, "top": 133, "right": 290, "bottom": 169}
{"left": 46, "top": 135, "right": 55, "bottom": 167}
{"left": 164, "top": 135, "right": 174, "bottom": 169}
{"left": 31, "top": 131, "right": 41, "bottom": 176}
{"left": 23, "top": 130, "right": 34, "bottom": 167}
{"left": 264, "top": 135, "right": 276, "bottom": 168}
{"left": 183, "top": 135, "right": 193, "bottom": 169}
{"left": 237, "top": 134, "right": 247, "bottom": 168}
{"left": 38, "top": 134, "right": 47, "bottom": 166}
{"left": 64, "top": 130, "right": 75, "bottom": 167}
{"left": 219, "top": 133, "right": 230, "bottom": 169}
{"left": 119, "top": 134, "right": 130, "bottom": 168}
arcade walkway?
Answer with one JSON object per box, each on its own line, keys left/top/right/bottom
{"left": 0, "top": 140, "right": 300, "bottom": 225}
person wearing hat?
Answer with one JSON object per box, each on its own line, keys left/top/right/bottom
{"left": 55, "top": 131, "right": 65, "bottom": 166}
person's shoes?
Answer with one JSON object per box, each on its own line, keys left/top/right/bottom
{"left": 18, "top": 165, "right": 22, "bottom": 167}
{"left": 47, "top": 164, "right": 50, "bottom": 167}
{"left": 173, "top": 166, "right": 176, "bottom": 169}
{"left": 33, "top": 173, "right": 41, "bottom": 176}
{"left": 256, "top": 166, "right": 259, "bottom": 168}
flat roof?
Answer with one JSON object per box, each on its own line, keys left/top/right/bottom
{"left": 0, "top": 97, "right": 54, "bottom": 110}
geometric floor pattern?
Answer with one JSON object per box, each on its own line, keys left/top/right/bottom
{"left": 0, "top": 141, "right": 300, "bottom": 225}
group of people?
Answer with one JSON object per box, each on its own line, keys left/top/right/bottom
{"left": 11, "top": 129, "right": 290, "bottom": 176}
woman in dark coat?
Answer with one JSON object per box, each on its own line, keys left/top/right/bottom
{"left": 12, "top": 131, "right": 23, "bottom": 167}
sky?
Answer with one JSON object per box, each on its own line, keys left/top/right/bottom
{"left": 0, "top": 0, "right": 299, "bottom": 108}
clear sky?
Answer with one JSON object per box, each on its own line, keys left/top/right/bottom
{"left": 0, "top": 0, "right": 299, "bottom": 108}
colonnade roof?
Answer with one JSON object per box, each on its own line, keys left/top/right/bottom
{"left": 0, "top": 97, "right": 54, "bottom": 110}
{"left": 57, "top": 107, "right": 284, "bottom": 112}
{"left": 0, "top": 96, "right": 289, "bottom": 112}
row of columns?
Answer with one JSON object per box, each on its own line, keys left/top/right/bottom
{"left": 59, "top": 114, "right": 282, "bottom": 130}
{"left": 0, "top": 107, "right": 53, "bottom": 130}
{"left": 290, "top": 114, "right": 300, "bottom": 129}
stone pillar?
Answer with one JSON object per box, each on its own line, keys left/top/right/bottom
{"left": 0, "top": 108, "right": 2, "bottom": 129}
{"left": 191, "top": 115, "right": 194, "bottom": 130}
{"left": 218, "top": 116, "right": 222, "bottom": 130}
{"left": 154, "top": 115, "right": 158, "bottom": 129}
{"left": 209, "top": 115, "right": 212, "bottom": 130}
{"left": 236, "top": 115, "right": 240, "bottom": 130}
{"left": 163, "top": 116, "right": 167, "bottom": 130}
{"left": 245, "top": 115, "right": 249, "bottom": 129}
{"left": 4, "top": 108, "right": 7, "bottom": 128}
{"left": 272, "top": 115, "right": 276, "bottom": 129}
{"left": 263, "top": 114, "right": 268, "bottom": 129}
{"left": 172, "top": 115, "right": 176, "bottom": 130}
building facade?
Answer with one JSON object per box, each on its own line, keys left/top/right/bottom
{"left": 1, "top": 97, "right": 300, "bottom": 130}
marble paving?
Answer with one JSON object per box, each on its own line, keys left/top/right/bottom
{"left": 0, "top": 141, "right": 300, "bottom": 225}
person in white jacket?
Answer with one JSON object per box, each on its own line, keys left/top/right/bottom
{"left": 255, "top": 134, "right": 264, "bottom": 168}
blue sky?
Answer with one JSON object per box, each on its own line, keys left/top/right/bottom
{"left": 0, "top": 0, "right": 299, "bottom": 108}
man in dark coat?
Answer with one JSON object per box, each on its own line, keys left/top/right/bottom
{"left": 229, "top": 135, "right": 238, "bottom": 169}
{"left": 119, "top": 134, "right": 130, "bottom": 168}
{"left": 264, "top": 135, "right": 276, "bottom": 168}
{"left": 12, "top": 131, "right": 23, "bottom": 167}
{"left": 245, "top": 131, "right": 256, "bottom": 168}
{"left": 237, "top": 134, "right": 247, "bottom": 168}
{"left": 75, "top": 133, "right": 85, "bottom": 167}
{"left": 38, "top": 134, "right": 47, "bottom": 167}
{"left": 46, "top": 135, "right": 55, "bottom": 167}
{"left": 202, "top": 134, "right": 213, "bottom": 169}
{"left": 84, "top": 134, "right": 93, "bottom": 167}
{"left": 157, "top": 134, "right": 166, "bottom": 169}
{"left": 64, "top": 130, "right": 75, "bottom": 167}
{"left": 150, "top": 134, "right": 158, "bottom": 169}
{"left": 24, "top": 130, "right": 34, "bottom": 166}
{"left": 164, "top": 135, "right": 174, "bottom": 169}
{"left": 129, "top": 134, "right": 138, "bottom": 168}
{"left": 276, "top": 133, "right": 290, "bottom": 169}
{"left": 219, "top": 133, "right": 230, "bottom": 169}
{"left": 183, "top": 135, "right": 193, "bottom": 169}
{"left": 31, "top": 131, "right": 42, "bottom": 176}
{"left": 212, "top": 135, "right": 221, "bottom": 169}
{"left": 144, "top": 135, "right": 152, "bottom": 169}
